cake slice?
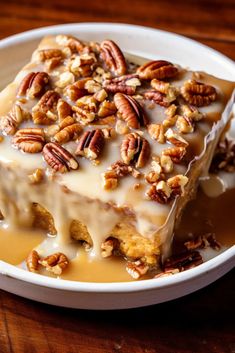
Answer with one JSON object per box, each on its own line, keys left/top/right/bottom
{"left": 0, "top": 35, "right": 234, "bottom": 278}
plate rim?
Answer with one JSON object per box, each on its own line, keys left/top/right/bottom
{"left": 0, "top": 22, "right": 234, "bottom": 295}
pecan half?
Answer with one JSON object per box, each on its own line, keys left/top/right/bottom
{"left": 121, "top": 133, "right": 150, "bottom": 168}
{"left": 137, "top": 60, "right": 178, "bottom": 80}
{"left": 162, "top": 146, "right": 186, "bottom": 163}
{"left": 54, "top": 116, "right": 82, "bottom": 143}
{"left": 43, "top": 142, "right": 79, "bottom": 172}
{"left": 114, "top": 93, "right": 148, "bottom": 129}
{"left": 39, "top": 252, "right": 69, "bottom": 275}
{"left": 104, "top": 74, "right": 141, "bottom": 95}
{"left": 163, "top": 251, "right": 203, "bottom": 272}
{"left": 26, "top": 250, "right": 40, "bottom": 273}
{"left": 32, "top": 90, "right": 60, "bottom": 125}
{"left": 0, "top": 104, "right": 28, "bottom": 135}
{"left": 100, "top": 40, "right": 127, "bottom": 76}
{"left": 181, "top": 80, "right": 217, "bottom": 106}
{"left": 18, "top": 72, "right": 49, "bottom": 98}
{"left": 76, "top": 129, "right": 105, "bottom": 160}
{"left": 12, "top": 128, "right": 45, "bottom": 153}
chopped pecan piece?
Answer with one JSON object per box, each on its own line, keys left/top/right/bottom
{"left": 155, "top": 268, "right": 180, "bottom": 278}
{"left": 0, "top": 104, "right": 28, "bottom": 135}
{"left": 102, "top": 170, "right": 118, "bottom": 190}
{"left": 165, "top": 128, "right": 189, "bottom": 147}
{"left": 184, "top": 233, "right": 221, "bottom": 251}
{"left": 104, "top": 74, "right": 140, "bottom": 95}
{"left": 101, "top": 237, "right": 120, "bottom": 258}
{"left": 35, "top": 48, "right": 63, "bottom": 62}
{"left": 102, "top": 160, "right": 135, "bottom": 190}
{"left": 56, "top": 34, "right": 85, "bottom": 53}
{"left": 70, "top": 53, "right": 96, "bottom": 77}
{"left": 146, "top": 180, "right": 172, "bottom": 204}
{"left": 210, "top": 138, "right": 235, "bottom": 173}
{"left": 176, "top": 115, "right": 194, "bottom": 134}
{"left": 181, "top": 80, "right": 217, "bottom": 106}
{"left": 43, "top": 142, "right": 79, "bottom": 172}
{"left": 18, "top": 72, "right": 49, "bottom": 98}
{"left": 100, "top": 40, "right": 127, "bottom": 76}
{"left": 162, "top": 146, "right": 186, "bottom": 163}
{"left": 137, "top": 60, "right": 178, "bottom": 80}
{"left": 54, "top": 116, "right": 82, "bottom": 143}
{"left": 126, "top": 260, "right": 149, "bottom": 279}
{"left": 151, "top": 79, "right": 178, "bottom": 102}
{"left": 98, "top": 100, "right": 117, "bottom": 118}
{"left": 167, "top": 174, "right": 188, "bottom": 196}
{"left": 181, "top": 104, "right": 203, "bottom": 122}
{"left": 26, "top": 250, "right": 40, "bottom": 273}
{"left": 163, "top": 251, "right": 203, "bottom": 272}
{"left": 57, "top": 99, "right": 72, "bottom": 121}
{"left": 114, "top": 93, "right": 148, "bottom": 129}
{"left": 147, "top": 123, "right": 165, "bottom": 143}
{"left": 144, "top": 90, "right": 170, "bottom": 107}
{"left": 121, "top": 133, "right": 150, "bottom": 168}
{"left": 12, "top": 128, "right": 45, "bottom": 153}
{"left": 66, "top": 78, "right": 90, "bottom": 101}
{"left": 32, "top": 90, "right": 60, "bottom": 125}
{"left": 160, "top": 155, "right": 174, "bottom": 173}
{"left": 39, "top": 252, "right": 69, "bottom": 275}
{"left": 76, "top": 129, "right": 105, "bottom": 160}
{"left": 28, "top": 168, "right": 44, "bottom": 184}
{"left": 73, "top": 95, "right": 97, "bottom": 124}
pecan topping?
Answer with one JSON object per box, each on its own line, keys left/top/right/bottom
{"left": 98, "top": 100, "right": 117, "bottom": 118}
{"left": 167, "top": 174, "right": 188, "bottom": 196}
{"left": 12, "top": 128, "right": 45, "bottom": 153}
{"left": 144, "top": 90, "right": 170, "bottom": 107}
{"left": 26, "top": 250, "right": 40, "bottom": 273}
{"left": 181, "top": 80, "right": 217, "bottom": 106}
{"left": 100, "top": 40, "right": 127, "bottom": 76}
{"left": 210, "top": 138, "right": 235, "bottom": 173}
{"left": 0, "top": 104, "right": 28, "bottom": 135}
{"left": 35, "top": 49, "right": 63, "bottom": 62}
{"left": 162, "top": 146, "right": 186, "bottom": 163}
{"left": 146, "top": 180, "right": 172, "bottom": 204}
{"left": 76, "top": 129, "right": 105, "bottom": 160}
{"left": 32, "top": 90, "right": 60, "bottom": 125}
{"left": 73, "top": 95, "right": 97, "bottom": 124}
{"left": 39, "top": 252, "right": 69, "bottom": 275}
{"left": 54, "top": 116, "right": 82, "bottom": 144}
{"left": 43, "top": 142, "right": 79, "bottom": 172}
{"left": 28, "top": 168, "right": 44, "bottom": 184}
{"left": 66, "top": 79, "right": 90, "bottom": 101}
{"left": 126, "top": 260, "right": 149, "bottom": 279}
{"left": 114, "top": 93, "right": 148, "bottom": 129}
{"left": 56, "top": 34, "right": 85, "bottom": 53}
{"left": 101, "top": 237, "right": 120, "bottom": 258}
{"left": 137, "top": 60, "right": 178, "bottom": 80}
{"left": 102, "top": 161, "right": 137, "bottom": 190}
{"left": 57, "top": 99, "right": 72, "bottom": 122}
{"left": 104, "top": 74, "right": 141, "bottom": 95}
{"left": 163, "top": 251, "right": 203, "bottom": 272}
{"left": 184, "top": 233, "right": 221, "bottom": 251}
{"left": 165, "top": 128, "right": 189, "bottom": 147}
{"left": 147, "top": 123, "right": 165, "bottom": 143}
{"left": 121, "top": 133, "right": 150, "bottom": 168}
{"left": 176, "top": 115, "right": 194, "bottom": 134}
{"left": 18, "top": 72, "right": 49, "bottom": 98}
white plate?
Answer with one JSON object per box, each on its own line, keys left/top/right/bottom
{"left": 0, "top": 23, "right": 234, "bottom": 310}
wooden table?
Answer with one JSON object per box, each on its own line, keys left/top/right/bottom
{"left": 0, "top": 1, "right": 234, "bottom": 352}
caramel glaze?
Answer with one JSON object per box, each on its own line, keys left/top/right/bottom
{"left": 174, "top": 187, "right": 235, "bottom": 249}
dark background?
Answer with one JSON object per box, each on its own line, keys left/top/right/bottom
{"left": 0, "top": 0, "right": 234, "bottom": 352}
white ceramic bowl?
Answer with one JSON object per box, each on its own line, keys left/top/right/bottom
{"left": 0, "top": 23, "right": 234, "bottom": 310}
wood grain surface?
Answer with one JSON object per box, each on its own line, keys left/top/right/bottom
{"left": 0, "top": 0, "right": 234, "bottom": 352}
